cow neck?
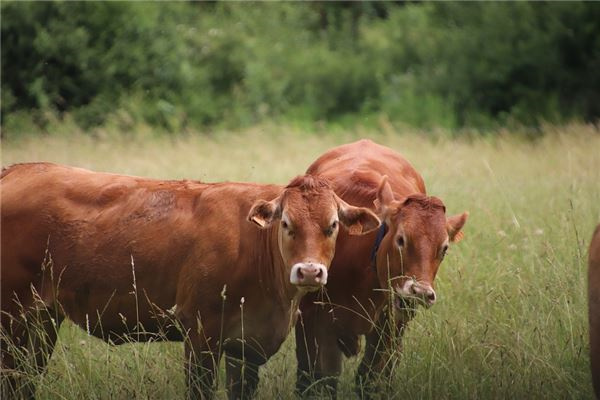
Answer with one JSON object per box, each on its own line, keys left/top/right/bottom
{"left": 370, "top": 223, "right": 388, "bottom": 272}
{"left": 259, "top": 223, "right": 298, "bottom": 309}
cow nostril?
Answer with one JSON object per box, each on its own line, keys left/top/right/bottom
{"left": 297, "top": 269, "right": 304, "bottom": 280}
{"left": 427, "top": 291, "right": 436, "bottom": 301}
{"left": 316, "top": 268, "right": 323, "bottom": 278}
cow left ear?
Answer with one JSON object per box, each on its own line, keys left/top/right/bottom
{"left": 447, "top": 212, "right": 469, "bottom": 243}
{"left": 248, "top": 196, "right": 282, "bottom": 228}
{"left": 374, "top": 176, "right": 403, "bottom": 222}
{"left": 336, "top": 195, "right": 381, "bottom": 235}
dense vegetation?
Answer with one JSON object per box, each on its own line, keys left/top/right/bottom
{"left": 2, "top": 2, "right": 600, "bottom": 135}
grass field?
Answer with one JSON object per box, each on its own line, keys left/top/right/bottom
{"left": 2, "top": 123, "right": 600, "bottom": 399}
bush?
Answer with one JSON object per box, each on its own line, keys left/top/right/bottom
{"left": 2, "top": 2, "right": 598, "bottom": 135}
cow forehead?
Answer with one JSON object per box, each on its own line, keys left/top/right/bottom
{"left": 395, "top": 201, "right": 447, "bottom": 239}
{"left": 281, "top": 189, "right": 337, "bottom": 225}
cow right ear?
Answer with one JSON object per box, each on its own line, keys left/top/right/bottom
{"left": 336, "top": 194, "right": 381, "bottom": 235}
{"left": 247, "top": 196, "right": 282, "bottom": 228}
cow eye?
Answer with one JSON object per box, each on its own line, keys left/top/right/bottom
{"left": 396, "top": 236, "right": 404, "bottom": 248}
{"left": 324, "top": 221, "right": 338, "bottom": 237}
{"left": 281, "top": 221, "right": 295, "bottom": 237}
{"left": 440, "top": 244, "right": 449, "bottom": 260}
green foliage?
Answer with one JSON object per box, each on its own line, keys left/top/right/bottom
{"left": 2, "top": 2, "right": 599, "bottom": 135}
{"left": 428, "top": 2, "right": 600, "bottom": 126}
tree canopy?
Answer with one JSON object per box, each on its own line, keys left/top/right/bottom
{"left": 2, "top": 2, "right": 599, "bottom": 134}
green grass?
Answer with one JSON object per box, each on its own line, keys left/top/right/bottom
{"left": 2, "top": 123, "right": 599, "bottom": 399}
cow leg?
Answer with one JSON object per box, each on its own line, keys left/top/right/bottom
{"left": 184, "top": 326, "right": 219, "bottom": 400}
{"left": 315, "top": 334, "right": 342, "bottom": 399}
{"left": 1, "top": 306, "right": 63, "bottom": 400}
{"left": 355, "top": 324, "right": 388, "bottom": 399}
{"left": 1, "top": 314, "right": 28, "bottom": 399}
{"left": 355, "top": 307, "right": 411, "bottom": 399}
{"left": 295, "top": 310, "right": 342, "bottom": 398}
{"left": 295, "top": 310, "right": 318, "bottom": 396}
{"left": 25, "top": 306, "right": 63, "bottom": 398}
{"left": 184, "top": 341, "right": 218, "bottom": 400}
{"left": 224, "top": 351, "right": 261, "bottom": 400}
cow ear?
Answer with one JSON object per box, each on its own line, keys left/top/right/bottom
{"left": 373, "top": 176, "right": 393, "bottom": 211}
{"left": 247, "top": 196, "right": 282, "bottom": 228}
{"left": 374, "top": 175, "right": 402, "bottom": 220}
{"left": 337, "top": 195, "right": 381, "bottom": 235}
{"left": 447, "top": 212, "right": 469, "bottom": 243}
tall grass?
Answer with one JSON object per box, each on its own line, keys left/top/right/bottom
{"left": 2, "top": 123, "right": 599, "bottom": 399}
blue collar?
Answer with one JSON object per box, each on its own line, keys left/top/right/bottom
{"left": 370, "top": 223, "right": 387, "bottom": 270}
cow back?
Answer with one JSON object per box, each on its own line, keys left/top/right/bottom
{"left": 307, "top": 139, "right": 425, "bottom": 203}
{"left": 1, "top": 162, "right": 209, "bottom": 338}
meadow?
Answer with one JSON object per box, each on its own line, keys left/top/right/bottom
{"left": 2, "top": 123, "right": 599, "bottom": 399}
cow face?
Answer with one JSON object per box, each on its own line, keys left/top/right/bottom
{"left": 248, "top": 175, "right": 381, "bottom": 291}
{"left": 375, "top": 177, "right": 468, "bottom": 308}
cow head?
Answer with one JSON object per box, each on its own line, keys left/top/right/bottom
{"left": 374, "top": 176, "right": 468, "bottom": 308}
{"left": 248, "top": 175, "right": 381, "bottom": 292}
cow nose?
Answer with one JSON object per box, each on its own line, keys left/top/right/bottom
{"left": 290, "top": 263, "right": 328, "bottom": 288}
{"left": 424, "top": 288, "right": 436, "bottom": 305}
{"left": 409, "top": 283, "right": 436, "bottom": 306}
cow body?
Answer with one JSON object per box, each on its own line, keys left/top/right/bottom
{"left": 1, "top": 163, "right": 212, "bottom": 343}
{"left": 296, "top": 140, "right": 467, "bottom": 397}
{"left": 589, "top": 224, "right": 600, "bottom": 399}
{"left": 0, "top": 162, "right": 380, "bottom": 399}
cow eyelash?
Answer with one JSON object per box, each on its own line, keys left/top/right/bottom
{"left": 440, "top": 245, "right": 449, "bottom": 260}
{"left": 324, "top": 221, "right": 338, "bottom": 237}
{"left": 281, "top": 221, "right": 295, "bottom": 237}
{"left": 396, "top": 236, "right": 405, "bottom": 248}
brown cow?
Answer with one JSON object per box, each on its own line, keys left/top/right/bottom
{"left": 589, "top": 224, "right": 600, "bottom": 399}
{"left": 0, "top": 162, "right": 380, "bottom": 400}
{"left": 295, "top": 139, "right": 468, "bottom": 397}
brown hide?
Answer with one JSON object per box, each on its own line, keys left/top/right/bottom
{"left": 296, "top": 139, "right": 468, "bottom": 395}
{"left": 1, "top": 163, "right": 210, "bottom": 341}
{"left": 0, "top": 162, "right": 379, "bottom": 399}
{"left": 590, "top": 224, "right": 600, "bottom": 399}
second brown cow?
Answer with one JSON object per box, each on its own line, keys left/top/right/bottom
{"left": 296, "top": 139, "right": 468, "bottom": 397}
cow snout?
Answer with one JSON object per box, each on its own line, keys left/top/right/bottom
{"left": 398, "top": 280, "right": 436, "bottom": 307}
{"left": 410, "top": 283, "right": 436, "bottom": 306}
{"left": 290, "top": 263, "right": 328, "bottom": 288}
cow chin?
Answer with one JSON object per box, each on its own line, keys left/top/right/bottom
{"left": 393, "top": 295, "right": 417, "bottom": 311}
{"left": 296, "top": 284, "right": 323, "bottom": 293}
{"left": 289, "top": 262, "right": 328, "bottom": 291}
{"left": 393, "top": 294, "right": 432, "bottom": 310}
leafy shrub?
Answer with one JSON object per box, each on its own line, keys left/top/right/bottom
{"left": 2, "top": 2, "right": 598, "bottom": 135}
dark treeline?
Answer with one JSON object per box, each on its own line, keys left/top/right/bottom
{"left": 2, "top": 2, "right": 599, "bottom": 134}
